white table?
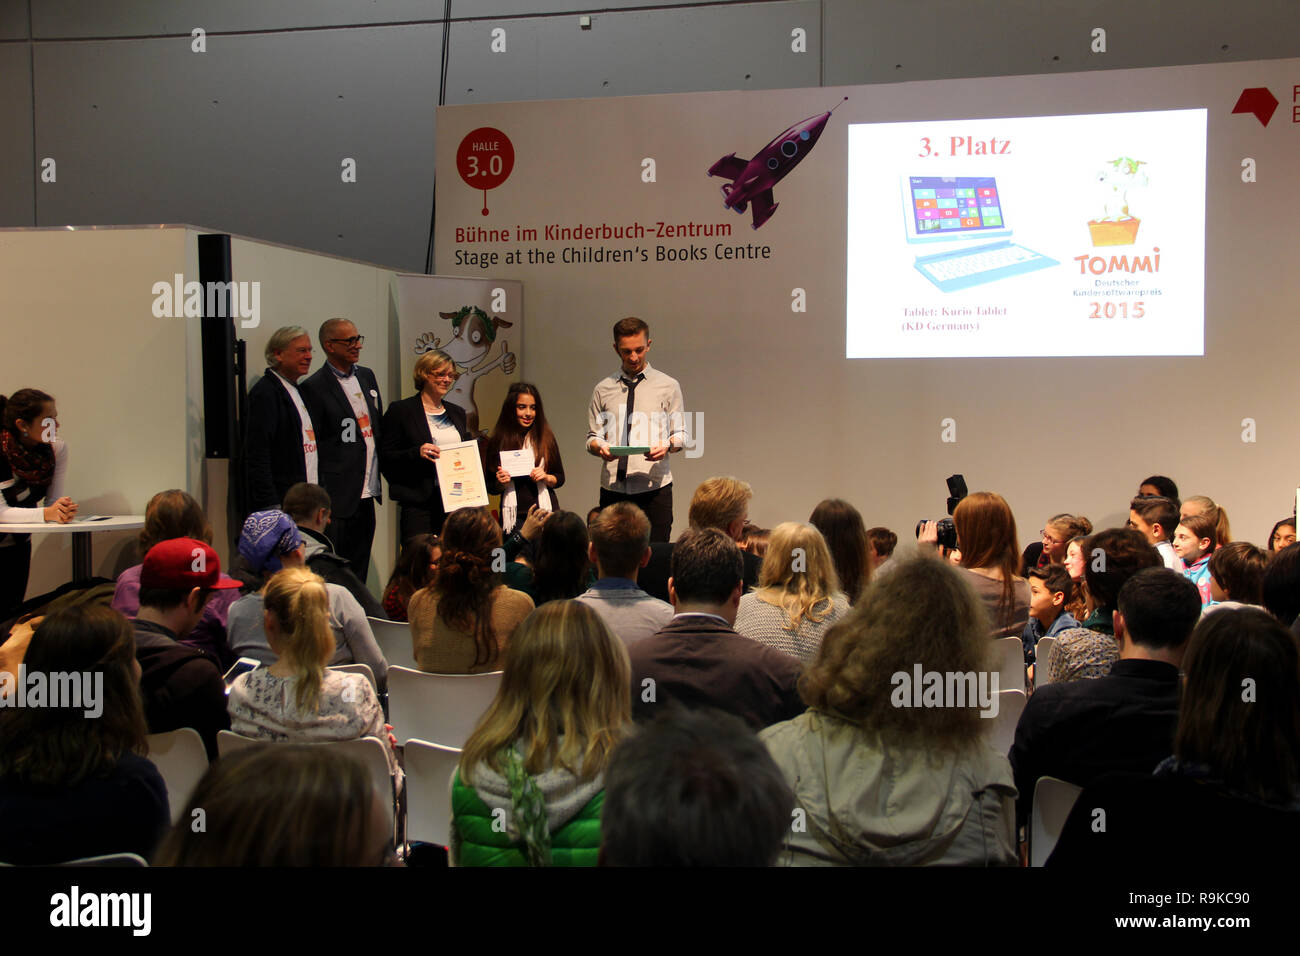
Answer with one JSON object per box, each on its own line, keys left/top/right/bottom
{"left": 3, "top": 515, "right": 144, "bottom": 580}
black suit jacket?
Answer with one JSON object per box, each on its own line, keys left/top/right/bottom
{"left": 640, "top": 541, "right": 761, "bottom": 603}
{"left": 299, "top": 364, "right": 384, "bottom": 518}
{"left": 243, "top": 372, "right": 313, "bottom": 512}
{"left": 379, "top": 395, "right": 472, "bottom": 507}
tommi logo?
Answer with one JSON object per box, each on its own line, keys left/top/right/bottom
{"left": 150, "top": 273, "right": 261, "bottom": 328}
{"left": 49, "top": 886, "right": 151, "bottom": 936}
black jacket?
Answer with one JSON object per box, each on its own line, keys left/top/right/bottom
{"left": 243, "top": 371, "right": 314, "bottom": 512}
{"left": 379, "top": 395, "right": 472, "bottom": 507}
{"left": 299, "top": 526, "right": 387, "bottom": 619}
{"left": 133, "top": 621, "right": 230, "bottom": 760}
{"left": 1010, "top": 658, "right": 1181, "bottom": 828}
{"left": 299, "top": 363, "right": 384, "bottom": 518}
{"left": 640, "top": 541, "right": 761, "bottom": 603}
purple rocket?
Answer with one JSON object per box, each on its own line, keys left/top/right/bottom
{"left": 707, "top": 98, "right": 846, "bottom": 230}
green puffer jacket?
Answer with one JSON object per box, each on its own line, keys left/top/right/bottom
{"left": 450, "top": 766, "right": 605, "bottom": 867}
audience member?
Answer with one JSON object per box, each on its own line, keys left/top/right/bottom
{"left": 1268, "top": 516, "right": 1296, "bottom": 554}
{"left": 133, "top": 538, "right": 241, "bottom": 758}
{"left": 601, "top": 707, "right": 794, "bottom": 867}
{"left": 227, "top": 510, "right": 387, "bottom": 688}
{"left": 761, "top": 557, "right": 1017, "bottom": 866}
{"left": 1204, "top": 541, "right": 1267, "bottom": 613}
{"left": 1127, "top": 495, "right": 1181, "bottom": 570}
{"left": 484, "top": 382, "right": 565, "bottom": 537}
{"left": 381, "top": 534, "right": 440, "bottom": 622}
{"left": 1061, "top": 536, "right": 1091, "bottom": 622}
{"left": 734, "top": 522, "right": 849, "bottom": 664}
{"left": 739, "top": 523, "right": 771, "bottom": 558}
{"left": 508, "top": 511, "right": 595, "bottom": 605}
{"left": 452, "top": 600, "right": 631, "bottom": 866}
{"left": 866, "top": 526, "right": 897, "bottom": 578}
{"left": 1049, "top": 607, "right": 1300, "bottom": 866}
{"left": 1180, "top": 494, "right": 1231, "bottom": 546}
{"left": 922, "top": 491, "right": 1029, "bottom": 638}
{"left": 154, "top": 745, "right": 394, "bottom": 866}
{"left": 227, "top": 567, "right": 397, "bottom": 775}
{"left": 640, "top": 477, "right": 761, "bottom": 601}
{"left": 1137, "top": 474, "right": 1180, "bottom": 506}
{"left": 1011, "top": 568, "right": 1201, "bottom": 827}
{"left": 0, "top": 388, "right": 77, "bottom": 620}
{"left": 0, "top": 605, "right": 169, "bottom": 864}
{"left": 1022, "top": 564, "right": 1078, "bottom": 666}
{"left": 299, "top": 318, "right": 384, "bottom": 579}
{"left": 1261, "top": 541, "right": 1300, "bottom": 627}
{"left": 281, "top": 481, "right": 385, "bottom": 618}
{"left": 629, "top": 528, "right": 803, "bottom": 730}
{"left": 112, "top": 489, "right": 242, "bottom": 668}
{"left": 379, "top": 349, "right": 473, "bottom": 541}
{"left": 575, "top": 502, "right": 673, "bottom": 648}
{"left": 809, "top": 498, "right": 871, "bottom": 604}
{"left": 242, "top": 326, "right": 317, "bottom": 512}
{"left": 1047, "top": 528, "right": 1161, "bottom": 682}
{"left": 408, "top": 506, "right": 533, "bottom": 674}
{"left": 1028, "top": 514, "right": 1092, "bottom": 572}
{"left": 1173, "top": 512, "right": 1217, "bottom": 604}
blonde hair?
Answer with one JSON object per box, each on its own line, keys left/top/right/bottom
{"left": 1183, "top": 495, "right": 1231, "bottom": 546}
{"left": 413, "top": 349, "right": 456, "bottom": 393}
{"left": 754, "top": 522, "right": 841, "bottom": 631}
{"left": 688, "top": 477, "right": 752, "bottom": 532}
{"left": 460, "top": 600, "right": 631, "bottom": 784}
{"left": 262, "top": 567, "right": 334, "bottom": 714}
{"left": 800, "top": 557, "right": 992, "bottom": 750}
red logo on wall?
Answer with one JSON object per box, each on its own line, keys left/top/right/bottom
{"left": 456, "top": 127, "right": 516, "bottom": 215}
{"left": 1230, "top": 88, "right": 1278, "bottom": 127}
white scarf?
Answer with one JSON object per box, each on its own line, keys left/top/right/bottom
{"left": 500, "top": 434, "right": 555, "bottom": 533}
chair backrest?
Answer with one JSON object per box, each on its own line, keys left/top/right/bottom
{"left": 145, "top": 727, "right": 210, "bottom": 825}
{"left": 215, "top": 730, "right": 395, "bottom": 827}
{"left": 387, "top": 666, "right": 503, "bottom": 749}
{"left": 1030, "top": 776, "right": 1084, "bottom": 866}
{"left": 993, "top": 636, "right": 1026, "bottom": 693}
{"left": 52, "top": 852, "right": 149, "bottom": 867}
{"left": 368, "top": 616, "right": 418, "bottom": 671}
{"left": 1034, "top": 636, "right": 1056, "bottom": 686}
{"left": 330, "top": 662, "right": 377, "bottom": 694}
{"left": 984, "top": 688, "right": 1027, "bottom": 754}
{"left": 404, "top": 739, "right": 463, "bottom": 848}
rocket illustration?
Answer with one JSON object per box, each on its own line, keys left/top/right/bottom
{"left": 707, "top": 97, "right": 846, "bottom": 230}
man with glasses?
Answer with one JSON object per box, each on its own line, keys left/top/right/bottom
{"left": 300, "top": 318, "right": 384, "bottom": 580}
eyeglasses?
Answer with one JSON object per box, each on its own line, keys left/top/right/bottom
{"left": 328, "top": 335, "right": 365, "bottom": 347}
{"left": 1040, "top": 530, "right": 1063, "bottom": 546}
{"left": 429, "top": 371, "right": 457, "bottom": 381}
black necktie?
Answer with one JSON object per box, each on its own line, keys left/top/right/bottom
{"left": 615, "top": 373, "right": 644, "bottom": 483}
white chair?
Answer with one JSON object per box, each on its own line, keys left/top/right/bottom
{"left": 145, "top": 727, "right": 210, "bottom": 824}
{"left": 993, "top": 636, "right": 1026, "bottom": 693}
{"left": 387, "top": 666, "right": 503, "bottom": 749}
{"left": 985, "top": 688, "right": 1026, "bottom": 754}
{"left": 216, "top": 730, "right": 396, "bottom": 827}
{"left": 404, "top": 739, "right": 462, "bottom": 848}
{"left": 368, "top": 616, "right": 418, "bottom": 671}
{"left": 53, "top": 853, "right": 149, "bottom": 867}
{"left": 1030, "top": 776, "right": 1084, "bottom": 866}
{"left": 330, "top": 662, "right": 378, "bottom": 694}
{"left": 1034, "top": 636, "right": 1057, "bottom": 687}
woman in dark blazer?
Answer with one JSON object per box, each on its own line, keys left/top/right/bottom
{"left": 379, "top": 349, "right": 473, "bottom": 541}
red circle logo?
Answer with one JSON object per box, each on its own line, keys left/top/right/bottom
{"left": 456, "top": 126, "right": 515, "bottom": 211}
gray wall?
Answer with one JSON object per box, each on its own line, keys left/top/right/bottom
{"left": 1, "top": 0, "right": 1296, "bottom": 271}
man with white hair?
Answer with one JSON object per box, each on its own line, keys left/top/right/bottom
{"left": 243, "top": 325, "right": 317, "bottom": 513}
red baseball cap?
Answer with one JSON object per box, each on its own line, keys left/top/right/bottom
{"left": 140, "top": 538, "right": 242, "bottom": 590}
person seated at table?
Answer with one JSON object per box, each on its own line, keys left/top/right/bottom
{"left": 381, "top": 534, "right": 440, "bottom": 622}
{"left": 227, "top": 567, "right": 398, "bottom": 777}
{"left": 408, "top": 506, "right": 533, "bottom": 674}
{"left": 281, "top": 481, "right": 385, "bottom": 618}
{"left": 154, "top": 745, "right": 394, "bottom": 867}
{"left": 226, "top": 510, "right": 387, "bottom": 690}
{"left": 0, "top": 605, "right": 169, "bottom": 864}
{"left": 451, "top": 600, "right": 631, "bottom": 866}
{"left": 0, "top": 388, "right": 77, "bottom": 621}
{"left": 484, "top": 383, "right": 565, "bottom": 539}
{"left": 112, "top": 488, "right": 242, "bottom": 669}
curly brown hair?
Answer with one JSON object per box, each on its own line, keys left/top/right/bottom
{"left": 432, "top": 507, "right": 503, "bottom": 668}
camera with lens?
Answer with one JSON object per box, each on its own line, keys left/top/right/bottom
{"left": 915, "top": 475, "right": 968, "bottom": 551}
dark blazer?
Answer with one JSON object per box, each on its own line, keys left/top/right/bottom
{"left": 379, "top": 395, "right": 472, "bottom": 506}
{"left": 299, "top": 363, "right": 384, "bottom": 518}
{"left": 1010, "top": 658, "right": 1181, "bottom": 828}
{"left": 640, "top": 541, "right": 761, "bottom": 603}
{"left": 628, "top": 616, "right": 804, "bottom": 730}
{"left": 243, "top": 371, "right": 314, "bottom": 512}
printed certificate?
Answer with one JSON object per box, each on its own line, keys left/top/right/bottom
{"left": 436, "top": 440, "right": 489, "bottom": 511}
